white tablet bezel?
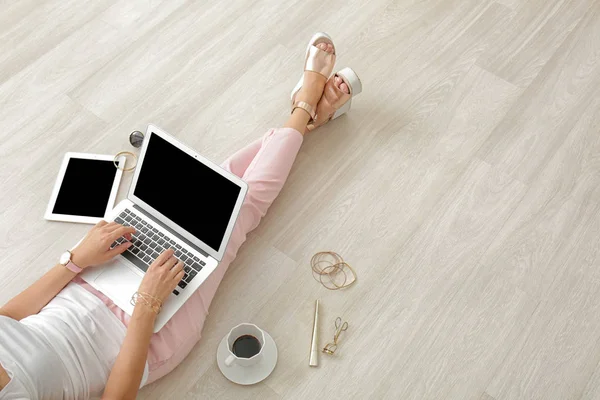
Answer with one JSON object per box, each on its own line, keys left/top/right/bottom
{"left": 45, "top": 152, "right": 124, "bottom": 224}
{"left": 127, "top": 124, "right": 248, "bottom": 262}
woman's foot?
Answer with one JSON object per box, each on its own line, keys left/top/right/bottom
{"left": 332, "top": 74, "right": 350, "bottom": 94}
{"left": 293, "top": 43, "right": 335, "bottom": 114}
{"left": 286, "top": 33, "right": 337, "bottom": 133}
{"left": 306, "top": 67, "right": 361, "bottom": 132}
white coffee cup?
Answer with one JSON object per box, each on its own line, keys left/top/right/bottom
{"left": 224, "top": 323, "right": 266, "bottom": 367}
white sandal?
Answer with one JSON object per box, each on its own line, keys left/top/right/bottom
{"left": 290, "top": 32, "right": 337, "bottom": 121}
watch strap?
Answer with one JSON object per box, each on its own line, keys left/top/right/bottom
{"left": 64, "top": 260, "right": 83, "bottom": 274}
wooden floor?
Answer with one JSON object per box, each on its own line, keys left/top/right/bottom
{"left": 1, "top": 0, "right": 600, "bottom": 399}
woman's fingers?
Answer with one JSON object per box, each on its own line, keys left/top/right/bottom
{"left": 104, "top": 221, "right": 119, "bottom": 231}
{"left": 96, "top": 220, "right": 108, "bottom": 228}
{"left": 107, "top": 241, "right": 132, "bottom": 257}
{"left": 170, "top": 260, "right": 184, "bottom": 277}
{"left": 154, "top": 249, "right": 175, "bottom": 266}
{"left": 105, "top": 222, "right": 129, "bottom": 233}
{"left": 162, "top": 256, "right": 178, "bottom": 270}
{"left": 107, "top": 226, "right": 136, "bottom": 242}
{"left": 173, "top": 268, "right": 185, "bottom": 284}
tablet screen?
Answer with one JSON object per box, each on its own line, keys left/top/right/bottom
{"left": 52, "top": 158, "right": 119, "bottom": 218}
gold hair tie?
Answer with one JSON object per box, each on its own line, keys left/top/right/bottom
{"left": 310, "top": 251, "right": 357, "bottom": 290}
{"left": 113, "top": 151, "right": 138, "bottom": 171}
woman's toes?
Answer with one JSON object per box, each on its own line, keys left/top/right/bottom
{"left": 334, "top": 75, "right": 342, "bottom": 85}
{"left": 339, "top": 82, "right": 350, "bottom": 94}
{"left": 315, "top": 42, "right": 334, "bottom": 54}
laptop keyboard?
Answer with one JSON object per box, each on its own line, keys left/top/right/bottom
{"left": 111, "top": 209, "right": 206, "bottom": 296}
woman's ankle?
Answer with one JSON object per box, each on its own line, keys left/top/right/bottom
{"left": 296, "top": 73, "right": 326, "bottom": 106}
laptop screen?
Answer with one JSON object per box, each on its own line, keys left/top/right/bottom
{"left": 133, "top": 133, "right": 241, "bottom": 252}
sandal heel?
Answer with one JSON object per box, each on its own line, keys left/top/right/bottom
{"left": 332, "top": 99, "right": 352, "bottom": 120}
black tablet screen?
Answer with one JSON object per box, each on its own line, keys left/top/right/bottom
{"left": 52, "top": 158, "right": 118, "bottom": 218}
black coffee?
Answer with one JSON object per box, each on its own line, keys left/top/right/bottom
{"left": 232, "top": 335, "right": 261, "bottom": 358}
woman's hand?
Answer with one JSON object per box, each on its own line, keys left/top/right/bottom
{"left": 137, "top": 249, "right": 185, "bottom": 303}
{"left": 72, "top": 220, "right": 135, "bottom": 269}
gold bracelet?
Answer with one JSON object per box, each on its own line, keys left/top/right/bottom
{"left": 136, "top": 291, "right": 162, "bottom": 304}
{"left": 113, "top": 151, "right": 138, "bottom": 171}
{"left": 130, "top": 292, "right": 162, "bottom": 314}
{"left": 132, "top": 294, "right": 161, "bottom": 314}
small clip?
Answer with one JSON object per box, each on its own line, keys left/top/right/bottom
{"left": 322, "top": 317, "right": 348, "bottom": 355}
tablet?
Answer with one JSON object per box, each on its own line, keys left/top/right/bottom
{"left": 45, "top": 153, "right": 124, "bottom": 224}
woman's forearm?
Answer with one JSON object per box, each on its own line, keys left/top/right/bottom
{"left": 102, "top": 305, "right": 156, "bottom": 400}
{"left": 0, "top": 222, "right": 135, "bottom": 321}
{"left": 0, "top": 264, "right": 77, "bottom": 320}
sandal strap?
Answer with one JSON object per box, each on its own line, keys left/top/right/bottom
{"left": 292, "top": 101, "right": 316, "bottom": 121}
{"left": 305, "top": 45, "right": 336, "bottom": 79}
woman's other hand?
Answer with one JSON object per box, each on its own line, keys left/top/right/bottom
{"left": 137, "top": 249, "right": 184, "bottom": 303}
{"left": 72, "top": 220, "right": 135, "bottom": 269}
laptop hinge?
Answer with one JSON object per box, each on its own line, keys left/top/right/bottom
{"left": 132, "top": 204, "right": 209, "bottom": 258}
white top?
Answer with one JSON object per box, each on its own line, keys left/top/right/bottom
{"left": 0, "top": 283, "right": 148, "bottom": 399}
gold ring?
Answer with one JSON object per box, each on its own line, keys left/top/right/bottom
{"left": 113, "top": 151, "right": 138, "bottom": 171}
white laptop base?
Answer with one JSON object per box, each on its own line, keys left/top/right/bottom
{"left": 81, "top": 199, "right": 218, "bottom": 332}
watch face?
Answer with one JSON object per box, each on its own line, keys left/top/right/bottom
{"left": 59, "top": 251, "right": 71, "bottom": 265}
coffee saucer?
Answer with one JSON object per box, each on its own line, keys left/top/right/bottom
{"left": 217, "top": 330, "right": 278, "bottom": 385}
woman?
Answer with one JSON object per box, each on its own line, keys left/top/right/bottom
{"left": 0, "top": 33, "right": 361, "bottom": 399}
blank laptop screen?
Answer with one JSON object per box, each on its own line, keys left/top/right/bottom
{"left": 133, "top": 133, "right": 241, "bottom": 252}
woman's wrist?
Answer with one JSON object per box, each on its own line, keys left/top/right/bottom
{"left": 70, "top": 250, "right": 91, "bottom": 270}
{"left": 132, "top": 303, "right": 159, "bottom": 321}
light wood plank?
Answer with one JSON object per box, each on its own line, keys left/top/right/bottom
{"left": 477, "top": 3, "right": 600, "bottom": 185}
{"left": 99, "top": 0, "right": 190, "bottom": 42}
{"left": 183, "top": 363, "right": 281, "bottom": 400}
{"left": 478, "top": 90, "right": 600, "bottom": 299}
{"left": 486, "top": 202, "right": 600, "bottom": 400}
{"left": 581, "top": 359, "right": 600, "bottom": 400}
{"left": 0, "top": 0, "right": 115, "bottom": 85}
{"left": 0, "top": 18, "right": 127, "bottom": 141}
{"left": 477, "top": 0, "right": 594, "bottom": 87}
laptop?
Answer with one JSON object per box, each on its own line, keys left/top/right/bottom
{"left": 81, "top": 124, "right": 248, "bottom": 332}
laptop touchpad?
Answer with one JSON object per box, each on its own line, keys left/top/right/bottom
{"left": 94, "top": 264, "right": 142, "bottom": 299}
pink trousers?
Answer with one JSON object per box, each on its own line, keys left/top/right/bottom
{"left": 76, "top": 128, "right": 303, "bottom": 384}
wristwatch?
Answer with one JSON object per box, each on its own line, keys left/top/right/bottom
{"left": 59, "top": 250, "right": 83, "bottom": 274}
